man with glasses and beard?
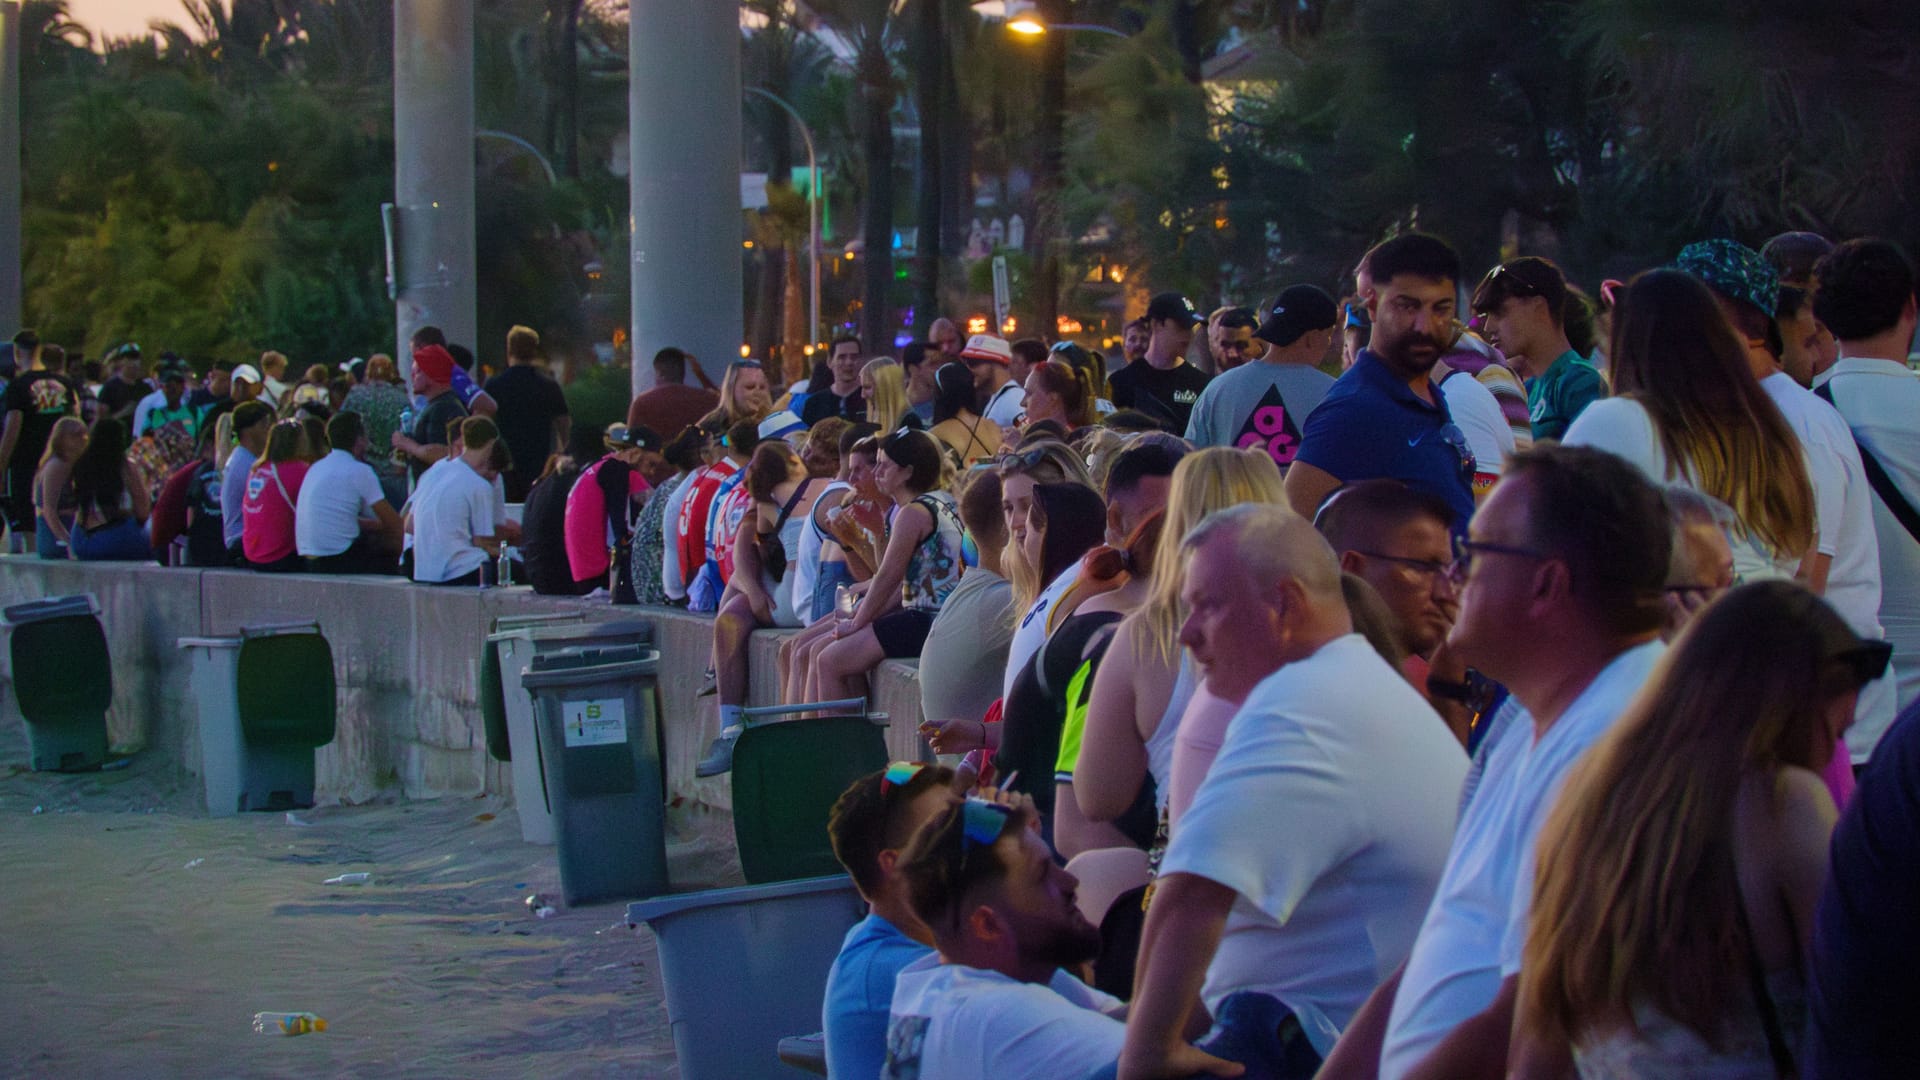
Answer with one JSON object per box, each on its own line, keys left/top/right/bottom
{"left": 1285, "top": 234, "right": 1478, "bottom": 529}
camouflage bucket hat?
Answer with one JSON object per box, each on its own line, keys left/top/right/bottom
{"left": 1675, "top": 239, "right": 1779, "bottom": 319}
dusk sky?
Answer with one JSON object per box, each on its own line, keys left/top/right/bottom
{"left": 69, "top": 0, "right": 191, "bottom": 43}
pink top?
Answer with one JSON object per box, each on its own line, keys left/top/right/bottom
{"left": 1822, "top": 737, "right": 1856, "bottom": 810}
{"left": 242, "top": 459, "right": 309, "bottom": 564}
{"left": 563, "top": 457, "right": 650, "bottom": 582}
{"left": 1167, "top": 683, "right": 1242, "bottom": 830}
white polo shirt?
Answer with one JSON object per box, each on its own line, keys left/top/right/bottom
{"left": 1161, "top": 634, "right": 1467, "bottom": 1058}
{"left": 409, "top": 457, "right": 495, "bottom": 583}
{"left": 1816, "top": 355, "right": 1920, "bottom": 723}
{"left": 295, "top": 450, "right": 387, "bottom": 558}
{"left": 1382, "top": 641, "right": 1664, "bottom": 1078}
{"left": 983, "top": 379, "right": 1026, "bottom": 427}
{"left": 1763, "top": 371, "right": 1896, "bottom": 759}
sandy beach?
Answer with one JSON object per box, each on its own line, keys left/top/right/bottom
{"left": 0, "top": 719, "right": 741, "bottom": 1079}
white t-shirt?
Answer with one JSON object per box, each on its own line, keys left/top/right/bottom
{"left": 883, "top": 956, "right": 1125, "bottom": 1080}
{"left": 1005, "top": 564, "right": 1080, "bottom": 700}
{"left": 983, "top": 379, "right": 1027, "bottom": 427}
{"left": 1563, "top": 397, "right": 1799, "bottom": 583}
{"left": 131, "top": 388, "right": 167, "bottom": 439}
{"left": 658, "top": 469, "right": 697, "bottom": 601}
{"left": 1437, "top": 366, "right": 1515, "bottom": 478}
{"left": 1381, "top": 641, "right": 1665, "bottom": 1078}
{"left": 295, "top": 450, "right": 387, "bottom": 557}
{"left": 1762, "top": 371, "right": 1896, "bottom": 759}
{"left": 409, "top": 457, "right": 496, "bottom": 583}
{"left": 1161, "top": 634, "right": 1468, "bottom": 1058}
{"left": 1816, "top": 356, "right": 1920, "bottom": 723}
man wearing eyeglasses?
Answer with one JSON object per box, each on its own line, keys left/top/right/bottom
{"left": 1334, "top": 444, "right": 1669, "bottom": 1080}
{"left": 1315, "top": 480, "right": 1458, "bottom": 659}
{"left": 1119, "top": 504, "right": 1465, "bottom": 1080}
{"left": 1284, "top": 235, "right": 1477, "bottom": 530}
{"left": 1469, "top": 256, "right": 1604, "bottom": 441}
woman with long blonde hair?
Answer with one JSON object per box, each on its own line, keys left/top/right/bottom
{"left": 699, "top": 360, "right": 774, "bottom": 430}
{"left": 1564, "top": 270, "right": 1814, "bottom": 583}
{"left": 1074, "top": 448, "right": 1288, "bottom": 832}
{"left": 1511, "top": 581, "right": 1886, "bottom": 1078}
{"left": 860, "top": 357, "right": 914, "bottom": 432}
{"left": 32, "top": 416, "right": 88, "bottom": 559}
{"left": 995, "top": 439, "right": 1095, "bottom": 630}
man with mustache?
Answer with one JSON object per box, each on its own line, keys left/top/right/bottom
{"left": 1284, "top": 234, "right": 1478, "bottom": 530}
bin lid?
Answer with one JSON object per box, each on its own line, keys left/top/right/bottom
{"left": 489, "top": 611, "right": 587, "bottom": 635}
{"left": 626, "top": 874, "right": 857, "bottom": 928}
{"left": 528, "top": 643, "right": 655, "bottom": 673}
{"left": 486, "top": 618, "right": 652, "bottom": 647}
{"left": 3, "top": 594, "right": 99, "bottom": 626}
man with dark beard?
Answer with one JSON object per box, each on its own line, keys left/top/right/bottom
{"left": 1284, "top": 234, "right": 1477, "bottom": 529}
{"left": 883, "top": 790, "right": 1120, "bottom": 1080}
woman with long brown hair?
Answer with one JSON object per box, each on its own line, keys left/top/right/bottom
{"left": 1564, "top": 269, "right": 1814, "bottom": 583}
{"left": 1511, "top": 581, "right": 1888, "bottom": 1077}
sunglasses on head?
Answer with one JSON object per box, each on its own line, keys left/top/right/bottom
{"left": 1834, "top": 640, "right": 1895, "bottom": 687}
{"left": 960, "top": 796, "right": 1015, "bottom": 851}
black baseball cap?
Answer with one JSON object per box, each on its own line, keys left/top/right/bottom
{"left": 1145, "top": 292, "right": 1204, "bottom": 326}
{"left": 1256, "top": 284, "right": 1341, "bottom": 347}
{"left": 605, "top": 423, "right": 662, "bottom": 452}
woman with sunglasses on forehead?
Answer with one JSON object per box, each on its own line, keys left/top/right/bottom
{"left": 1512, "top": 581, "right": 1890, "bottom": 1078}
{"left": 806, "top": 428, "right": 968, "bottom": 705}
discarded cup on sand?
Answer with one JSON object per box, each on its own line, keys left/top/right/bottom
{"left": 253, "top": 1011, "right": 327, "bottom": 1036}
{"left": 323, "top": 872, "right": 371, "bottom": 885}
{"left": 526, "top": 893, "right": 557, "bottom": 919}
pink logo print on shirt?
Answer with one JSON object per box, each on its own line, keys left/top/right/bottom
{"left": 1234, "top": 386, "right": 1302, "bottom": 465}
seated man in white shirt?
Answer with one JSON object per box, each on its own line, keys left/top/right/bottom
{"left": 1118, "top": 504, "right": 1467, "bottom": 1080}
{"left": 407, "top": 416, "right": 507, "bottom": 585}
{"left": 1320, "top": 443, "right": 1672, "bottom": 1079}
{"left": 297, "top": 410, "right": 402, "bottom": 574}
{"left": 884, "top": 789, "right": 1123, "bottom": 1080}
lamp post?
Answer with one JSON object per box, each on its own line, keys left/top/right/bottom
{"left": 745, "top": 87, "right": 821, "bottom": 351}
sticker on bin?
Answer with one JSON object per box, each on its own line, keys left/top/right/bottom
{"left": 563, "top": 698, "right": 628, "bottom": 747}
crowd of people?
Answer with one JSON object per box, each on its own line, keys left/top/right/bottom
{"left": 796, "top": 231, "right": 1920, "bottom": 1080}
{"left": 8, "top": 224, "right": 1920, "bottom": 1078}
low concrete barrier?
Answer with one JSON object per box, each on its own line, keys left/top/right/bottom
{"left": 0, "top": 556, "right": 928, "bottom": 810}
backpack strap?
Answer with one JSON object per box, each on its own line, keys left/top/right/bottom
{"left": 1816, "top": 379, "right": 1920, "bottom": 545}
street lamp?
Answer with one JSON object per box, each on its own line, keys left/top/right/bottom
{"left": 744, "top": 87, "right": 821, "bottom": 351}
{"left": 973, "top": 0, "right": 1129, "bottom": 39}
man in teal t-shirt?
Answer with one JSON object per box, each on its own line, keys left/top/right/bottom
{"left": 1471, "top": 256, "right": 1605, "bottom": 441}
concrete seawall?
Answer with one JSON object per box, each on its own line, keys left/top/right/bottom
{"left": 0, "top": 557, "right": 930, "bottom": 810}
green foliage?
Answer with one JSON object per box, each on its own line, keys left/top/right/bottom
{"left": 562, "top": 356, "right": 632, "bottom": 431}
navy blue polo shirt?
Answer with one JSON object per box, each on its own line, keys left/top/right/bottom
{"left": 1293, "top": 350, "right": 1476, "bottom": 527}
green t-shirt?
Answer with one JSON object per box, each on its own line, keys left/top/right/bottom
{"left": 1526, "top": 349, "right": 1606, "bottom": 441}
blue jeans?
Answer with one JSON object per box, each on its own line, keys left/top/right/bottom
{"left": 810, "top": 560, "right": 857, "bottom": 623}
{"left": 1084, "top": 992, "right": 1322, "bottom": 1080}
{"left": 69, "top": 518, "right": 152, "bottom": 562}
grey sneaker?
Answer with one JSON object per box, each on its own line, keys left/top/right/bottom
{"left": 694, "top": 726, "right": 744, "bottom": 778}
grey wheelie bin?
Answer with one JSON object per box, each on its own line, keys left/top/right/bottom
{"left": 179, "top": 622, "right": 337, "bottom": 815}
{"left": 521, "top": 642, "right": 666, "bottom": 904}
{"left": 4, "top": 594, "right": 111, "bottom": 771}
{"left": 482, "top": 615, "right": 652, "bottom": 844}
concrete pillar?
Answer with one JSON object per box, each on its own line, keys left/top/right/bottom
{"left": 392, "top": 0, "right": 477, "bottom": 374}
{"left": 0, "top": 2, "right": 21, "bottom": 336}
{"left": 629, "top": 0, "right": 742, "bottom": 395}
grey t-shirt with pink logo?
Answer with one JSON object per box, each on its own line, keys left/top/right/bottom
{"left": 1183, "top": 359, "right": 1335, "bottom": 468}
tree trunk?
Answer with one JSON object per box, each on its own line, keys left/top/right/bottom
{"left": 912, "top": 0, "right": 943, "bottom": 333}
{"left": 559, "top": 0, "right": 581, "bottom": 178}
{"left": 1032, "top": 0, "right": 1068, "bottom": 342}
{"left": 860, "top": 54, "right": 895, "bottom": 356}
{"left": 783, "top": 245, "right": 807, "bottom": 386}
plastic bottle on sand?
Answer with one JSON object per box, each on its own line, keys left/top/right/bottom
{"left": 254, "top": 1012, "right": 328, "bottom": 1036}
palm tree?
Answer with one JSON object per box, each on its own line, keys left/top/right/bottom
{"left": 804, "top": 0, "right": 905, "bottom": 355}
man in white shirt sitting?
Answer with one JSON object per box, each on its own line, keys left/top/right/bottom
{"left": 884, "top": 789, "right": 1122, "bottom": 1080}
{"left": 1119, "top": 504, "right": 1467, "bottom": 1079}
{"left": 1322, "top": 443, "right": 1672, "bottom": 1079}
{"left": 407, "top": 416, "right": 506, "bottom": 586}
{"left": 297, "top": 411, "right": 402, "bottom": 574}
